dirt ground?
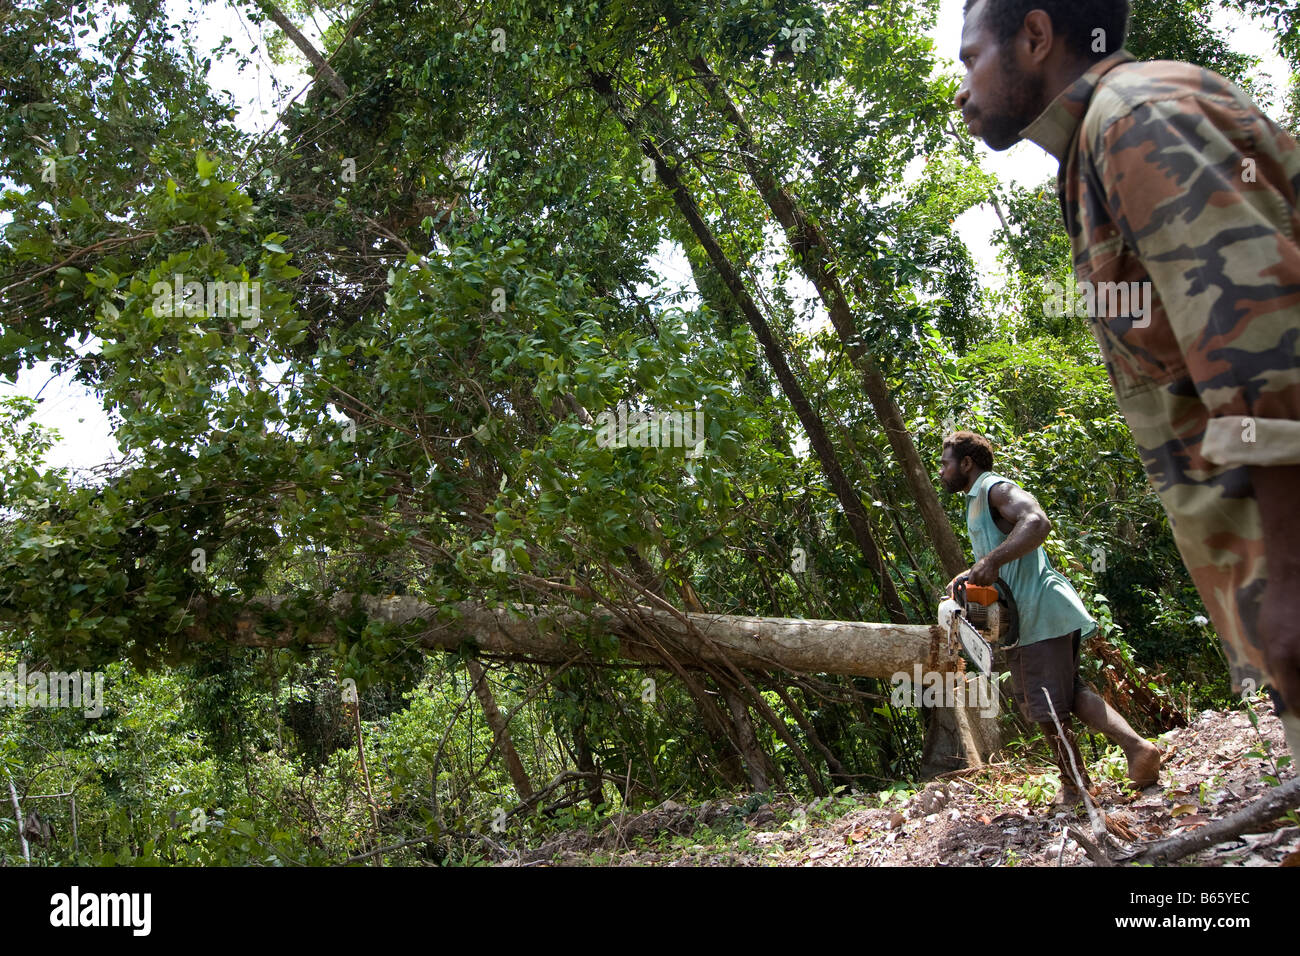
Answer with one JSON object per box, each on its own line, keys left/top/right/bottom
{"left": 505, "top": 700, "right": 1300, "bottom": 867}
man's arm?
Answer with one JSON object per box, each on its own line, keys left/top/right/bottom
{"left": 967, "top": 482, "right": 1051, "bottom": 586}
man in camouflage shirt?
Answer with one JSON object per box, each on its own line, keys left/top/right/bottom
{"left": 955, "top": 0, "right": 1300, "bottom": 757}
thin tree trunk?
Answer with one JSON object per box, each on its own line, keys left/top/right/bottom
{"left": 571, "top": 715, "right": 604, "bottom": 809}
{"left": 720, "top": 683, "right": 773, "bottom": 791}
{"left": 258, "top": 0, "right": 350, "bottom": 99}
{"left": 350, "top": 699, "right": 382, "bottom": 863}
{"left": 467, "top": 658, "right": 535, "bottom": 802}
{"left": 6, "top": 777, "right": 28, "bottom": 863}
{"left": 586, "top": 69, "right": 909, "bottom": 625}
{"left": 689, "top": 56, "right": 967, "bottom": 579}
{"left": 774, "top": 683, "right": 851, "bottom": 784}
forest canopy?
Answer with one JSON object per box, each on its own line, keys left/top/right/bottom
{"left": 0, "top": 0, "right": 1296, "bottom": 865}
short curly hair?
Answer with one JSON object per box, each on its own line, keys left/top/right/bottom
{"left": 943, "top": 430, "right": 994, "bottom": 472}
{"left": 963, "top": 0, "right": 1130, "bottom": 62}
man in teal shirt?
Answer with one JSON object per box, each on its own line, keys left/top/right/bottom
{"left": 940, "top": 431, "right": 1161, "bottom": 800}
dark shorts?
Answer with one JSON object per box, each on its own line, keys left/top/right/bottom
{"left": 1004, "top": 630, "right": 1085, "bottom": 723}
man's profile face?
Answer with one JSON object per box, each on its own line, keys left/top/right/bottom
{"left": 955, "top": 0, "right": 1043, "bottom": 151}
{"left": 938, "top": 447, "right": 968, "bottom": 494}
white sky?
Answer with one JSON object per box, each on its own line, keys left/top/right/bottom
{"left": 1, "top": 0, "right": 1291, "bottom": 472}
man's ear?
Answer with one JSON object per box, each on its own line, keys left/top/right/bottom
{"left": 1018, "top": 9, "right": 1057, "bottom": 67}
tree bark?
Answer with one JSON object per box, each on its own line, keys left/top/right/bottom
{"left": 187, "top": 593, "right": 948, "bottom": 678}
{"left": 6, "top": 777, "right": 29, "bottom": 863}
{"left": 466, "top": 658, "right": 534, "bottom": 802}
{"left": 720, "top": 683, "right": 773, "bottom": 791}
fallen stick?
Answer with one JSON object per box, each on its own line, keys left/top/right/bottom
{"left": 1066, "top": 825, "right": 1113, "bottom": 867}
{"left": 1127, "top": 775, "right": 1300, "bottom": 865}
{"left": 1042, "top": 688, "right": 1110, "bottom": 850}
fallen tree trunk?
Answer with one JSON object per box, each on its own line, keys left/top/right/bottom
{"left": 186, "top": 594, "right": 997, "bottom": 773}
{"left": 187, "top": 594, "right": 948, "bottom": 680}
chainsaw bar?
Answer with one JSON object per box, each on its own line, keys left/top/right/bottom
{"left": 954, "top": 613, "right": 993, "bottom": 677}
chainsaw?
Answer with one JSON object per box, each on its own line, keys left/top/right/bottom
{"left": 937, "top": 575, "right": 1019, "bottom": 676}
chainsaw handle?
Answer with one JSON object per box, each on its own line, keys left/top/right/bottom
{"left": 948, "top": 574, "right": 1005, "bottom": 609}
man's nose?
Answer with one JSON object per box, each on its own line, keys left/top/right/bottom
{"left": 954, "top": 85, "right": 970, "bottom": 111}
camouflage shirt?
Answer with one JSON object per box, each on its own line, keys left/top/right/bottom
{"left": 1020, "top": 51, "right": 1300, "bottom": 695}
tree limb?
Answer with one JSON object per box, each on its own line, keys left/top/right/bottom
{"left": 258, "top": 0, "right": 350, "bottom": 100}
{"left": 1126, "top": 776, "right": 1300, "bottom": 865}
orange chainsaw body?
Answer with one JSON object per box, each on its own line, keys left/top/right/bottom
{"left": 951, "top": 578, "right": 1018, "bottom": 647}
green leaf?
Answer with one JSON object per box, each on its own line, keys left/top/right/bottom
{"left": 195, "top": 151, "right": 217, "bottom": 179}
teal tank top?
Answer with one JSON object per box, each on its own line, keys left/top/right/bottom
{"left": 965, "top": 471, "right": 1097, "bottom": 647}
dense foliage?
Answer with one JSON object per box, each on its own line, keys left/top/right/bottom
{"left": 0, "top": 0, "right": 1292, "bottom": 864}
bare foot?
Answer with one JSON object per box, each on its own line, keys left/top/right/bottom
{"left": 1054, "top": 786, "right": 1084, "bottom": 806}
{"left": 1125, "top": 740, "right": 1162, "bottom": 788}
{"left": 1053, "top": 783, "right": 1097, "bottom": 806}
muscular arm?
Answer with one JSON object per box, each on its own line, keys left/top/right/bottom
{"left": 967, "top": 482, "right": 1052, "bottom": 586}
{"left": 1251, "top": 464, "right": 1300, "bottom": 712}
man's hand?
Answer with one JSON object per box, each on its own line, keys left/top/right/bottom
{"left": 968, "top": 556, "right": 998, "bottom": 587}
{"left": 1259, "top": 581, "right": 1300, "bottom": 714}
{"left": 948, "top": 558, "right": 999, "bottom": 594}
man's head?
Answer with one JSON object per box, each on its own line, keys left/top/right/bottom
{"left": 956, "top": 1, "right": 1130, "bottom": 150}
{"left": 940, "top": 430, "right": 994, "bottom": 494}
